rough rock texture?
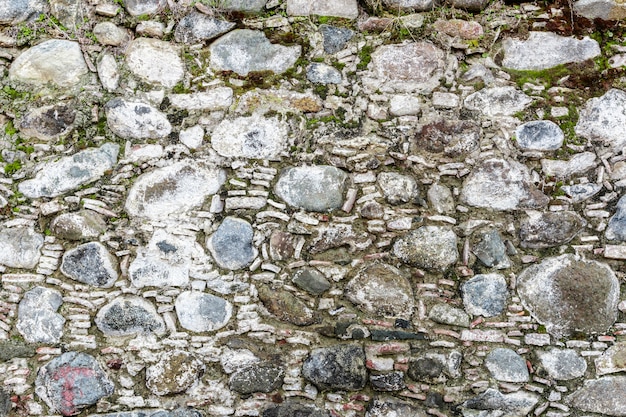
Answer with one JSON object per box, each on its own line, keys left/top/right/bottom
{"left": 461, "top": 389, "right": 539, "bottom": 417}
{"left": 606, "top": 194, "right": 626, "bottom": 241}
{"left": 302, "top": 345, "right": 367, "bottom": 391}
{"left": 229, "top": 363, "right": 284, "bottom": 394}
{"left": 210, "top": 115, "right": 288, "bottom": 159}
{"left": 574, "top": 0, "right": 626, "bottom": 20}
{"left": 174, "top": 12, "right": 235, "bottom": 43}
{"left": 484, "top": 348, "right": 529, "bottom": 382}
{"left": 537, "top": 348, "right": 587, "bottom": 380}
{"left": 519, "top": 210, "right": 586, "bottom": 248}
{"left": 393, "top": 226, "right": 459, "bottom": 270}
{"left": 0, "top": 227, "right": 43, "bottom": 268}
{"left": 286, "top": 0, "right": 359, "bottom": 18}
{"left": 576, "top": 89, "right": 626, "bottom": 150}
{"left": 95, "top": 296, "right": 165, "bottom": 337}
{"left": 568, "top": 376, "right": 626, "bottom": 416}
{"left": 366, "top": 397, "right": 427, "bottom": 417}
{"left": 18, "top": 104, "right": 76, "bottom": 141}
{"left": 515, "top": 120, "right": 564, "bottom": 151}
{"left": 595, "top": 342, "right": 626, "bottom": 376}
{"left": 60, "top": 242, "right": 119, "bottom": 288}
{"left": 16, "top": 286, "right": 65, "bottom": 343}
{"left": 464, "top": 86, "right": 533, "bottom": 116}
{"left": 105, "top": 99, "right": 172, "bottom": 140}
{"left": 207, "top": 217, "right": 257, "bottom": 270}
{"left": 257, "top": 284, "right": 318, "bottom": 326}
{"left": 414, "top": 119, "right": 481, "bottom": 157}
{"left": 50, "top": 210, "right": 107, "bottom": 241}
{"left": 377, "top": 172, "right": 419, "bottom": 205}
{"left": 175, "top": 291, "right": 233, "bottom": 332}
{"left": 274, "top": 165, "right": 347, "bottom": 212}
{"left": 462, "top": 274, "right": 508, "bottom": 317}
{"left": 146, "top": 350, "right": 204, "bottom": 396}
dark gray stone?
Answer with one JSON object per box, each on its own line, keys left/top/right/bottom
{"left": 407, "top": 356, "right": 444, "bottom": 381}
{"left": 366, "top": 397, "right": 427, "bottom": 417}
{"left": 370, "top": 372, "right": 406, "bottom": 391}
{"left": 175, "top": 291, "right": 233, "bottom": 332}
{"left": 292, "top": 268, "right": 331, "bottom": 295}
{"left": 393, "top": 226, "right": 458, "bottom": 271}
{"left": 16, "top": 286, "right": 65, "bottom": 343}
{"left": 61, "top": 242, "right": 119, "bottom": 288}
{"left": 382, "top": 0, "right": 433, "bottom": 11}
{"left": 515, "top": 120, "right": 564, "bottom": 151}
{"left": 472, "top": 229, "right": 511, "bottom": 269}
{"left": 263, "top": 402, "right": 330, "bottom": 417}
{"left": 446, "top": 0, "right": 490, "bottom": 10}
{"left": 306, "top": 63, "right": 342, "bottom": 84}
{"left": 35, "top": 352, "right": 114, "bottom": 416}
{"left": 19, "top": 104, "right": 75, "bottom": 141}
{"left": 0, "top": 389, "right": 10, "bottom": 417}
{"left": 568, "top": 376, "right": 626, "bottom": 416}
{"left": 606, "top": 195, "right": 626, "bottom": 241}
{"left": 461, "top": 389, "right": 539, "bottom": 417}
{"left": 50, "top": 210, "right": 107, "bottom": 241}
{"left": 0, "top": 227, "right": 43, "bottom": 269}
{"left": 302, "top": 344, "right": 367, "bottom": 391}
{"left": 229, "top": 363, "right": 284, "bottom": 394}
{"left": 462, "top": 273, "right": 508, "bottom": 317}
{"left": 538, "top": 348, "right": 587, "bottom": 380}
{"left": 484, "top": 348, "right": 529, "bottom": 383}
{"left": 520, "top": 211, "right": 585, "bottom": 248}
{"left": 174, "top": 12, "right": 235, "bottom": 44}
{"left": 0, "top": 340, "right": 36, "bottom": 361}
{"left": 151, "top": 408, "right": 203, "bottom": 417}
{"left": 320, "top": 25, "right": 354, "bottom": 54}
{"left": 275, "top": 165, "right": 347, "bottom": 212}
{"left": 370, "top": 329, "right": 428, "bottom": 341}
{"left": 95, "top": 296, "right": 165, "bottom": 337}
{"left": 207, "top": 217, "right": 257, "bottom": 270}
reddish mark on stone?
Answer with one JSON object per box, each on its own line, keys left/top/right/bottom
{"left": 349, "top": 394, "right": 370, "bottom": 402}
{"left": 526, "top": 360, "right": 534, "bottom": 374}
{"left": 342, "top": 402, "right": 364, "bottom": 411}
{"left": 470, "top": 317, "right": 483, "bottom": 329}
{"left": 106, "top": 358, "right": 123, "bottom": 370}
{"left": 50, "top": 365, "right": 97, "bottom": 416}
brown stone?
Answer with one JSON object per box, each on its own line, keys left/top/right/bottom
{"left": 257, "top": 285, "right": 319, "bottom": 326}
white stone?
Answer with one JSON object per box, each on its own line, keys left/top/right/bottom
{"left": 125, "top": 38, "right": 184, "bottom": 88}
{"left": 464, "top": 86, "right": 533, "bottom": 117}
{"left": 180, "top": 125, "right": 204, "bottom": 149}
{"left": 286, "top": 0, "right": 359, "bottom": 18}
{"left": 541, "top": 151, "right": 596, "bottom": 177}
{"left": 175, "top": 291, "right": 233, "bottom": 332}
{"left": 168, "top": 88, "right": 234, "bottom": 111}
{"left": 576, "top": 89, "right": 626, "bottom": 151}
{"left": 97, "top": 53, "right": 120, "bottom": 92}
{"left": 389, "top": 95, "right": 421, "bottom": 116}
{"left": 105, "top": 99, "right": 171, "bottom": 140}
{"left": 432, "top": 91, "right": 460, "bottom": 108}
{"left": 210, "top": 114, "right": 289, "bottom": 159}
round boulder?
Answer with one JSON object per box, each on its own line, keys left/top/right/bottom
{"left": 392, "top": 226, "right": 458, "bottom": 271}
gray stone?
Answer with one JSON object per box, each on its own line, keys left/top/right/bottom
{"left": 146, "top": 350, "right": 204, "bottom": 396}
{"left": 95, "top": 296, "right": 165, "bottom": 337}
{"left": 538, "top": 348, "right": 587, "bottom": 380}
{"left": 541, "top": 151, "right": 596, "bottom": 177}
{"left": 61, "top": 242, "right": 119, "bottom": 288}
{"left": 16, "top": 286, "right": 65, "bottom": 343}
{"left": 574, "top": 0, "right": 626, "bottom": 20}
{"left": 306, "top": 63, "right": 342, "bottom": 84}
{"left": 0, "top": 389, "right": 9, "bottom": 417}
{"left": 461, "top": 158, "right": 549, "bottom": 211}
{"left": 503, "top": 32, "right": 600, "bottom": 71}
{"left": 0, "top": 0, "right": 44, "bottom": 24}
{"left": 383, "top": 0, "right": 432, "bottom": 11}
{"left": 464, "top": 86, "right": 533, "bottom": 117}
{"left": 263, "top": 402, "right": 330, "bottom": 417}
{"left": 484, "top": 348, "right": 528, "bottom": 383}
{"left": 446, "top": 0, "right": 490, "bottom": 11}
{"left": 35, "top": 352, "right": 114, "bottom": 416}
{"left": 595, "top": 342, "right": 626, "bottom": 376}
{"left": 0, "top": 227, "right": 43, "bottom": 269}
{"left": 257, "top": 284, "right": 318, "bottom": 326}
{"left": 98, "top": 53, "right": 120, "bottom": 92}
{"left": 462, "top": 273, "right": 508, "bottom": 317}
{"left": 18, "top": 143, "right": 119, "bottom": 199}
{"left": 125, "top": 38, "right": 184, "bottom": 88}
{"left": 428, "top": 303, "right": 470, "bottom": 327}
{"left": 303, "top": 344, "right": 367, "bottom": 391}
{"left": 292, "top": 268, "right": 331, "bottom": 295}
{"left": 18, "top": 104, "right": 75, "bottom": 141}
{"left": 219, "top": 0, "right": 267, "bottom": 12}
{"left": 124, "top": 0, "right": 166, "bottom": 16}
{"left": 169, "top": 88, "right": 233, "bottom": 111}
{"left": 175, "top": 291, "right": 233, "bottom": 332}
{"left": 392, "top": 226, "right": 459, "bottom": 271}
{"left": 377, "top": 172, "right": 419, "bottom": 205}
{"left": 427, "top": 183, "right": 455, "bottom": 214}
{"left": 366, "top": 397, "right": 427, "bottom": 417}
{"left": 229, "top": 363, "right": 284, "bottom": 394}
{"left": 415, "top": 119, "right": 481, "bottom": 157}
{"left": 472, "top": 229, "right": 511, "bottom": 269}
{"left": 93, "top": 22, "right": 129, "bottom": 46}
{"left": 49, "top": 0, "right": 87, "bottom": 28}
{"left": 175, "top": 12, "right": 235, "bottom": 44}
{"left": 607, "top": 194, "right": 626, "bottom": 242}
{"left": 369, "top": 372, "right": 406, "bottom": 391}
{"left": 0, "top": 340, "right": 36, "bottom": 361}
{"left": 562, "top": 183, "right": 602, "bottom": 203}
{"left": 517, "top": 254, "right": 619, "bottom": 338}
{"left": 151, "top": 409, "right": 203, "bottom": 417}
{"left": 50, "top": 210, "right": 107, "bottom": 241}
{"left": 207, "top": 217, "right": 257, "bottom": 270}
{"left": 309, "top": 223, "right": 371, "bottom": 253}
{"left": 286, "top": 0, "right": 359, "bottom": 18}
{"left": 407, "top": 355, "right": 445, "bottom": 381}
{"left": 9, "top": 40, "right": 88, "bottom": 90}
{"left": 568, "top": 376, "right": 626, "bottom": 416}
{"left": 576, "top": 89, "right": 626, "bottom": 151}
{"left": 210, "top": 29, "right": 301, "bottom": 76}
{"left": 210, "top": 114, "right": 288, "bottom": 159}
{"left": 275, "top": 165, "right": 347, "bottom": 212}
{"left": 461, "top": 389, "right": 539, "bottom": 417}
{"left": 371, "top": 42, "right": 445, "bottom": 90}
{"left": 320, "top": 25, "right": 354, "bottom": 54}
{"left": 345, "top": 262, "right": 414, "bottom": 319}
{"left": 125, "top": 161, "right": 225, "bottom": 219}
{"left": 520, "top": 210, "right": 586, "bottom": 248}
{"left": 515, "top": 120, "right": 564, "bottom": 151}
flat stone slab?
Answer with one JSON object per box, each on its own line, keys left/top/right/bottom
{"left": 229, "top": 362, "right": 284, "bottom": 394}
{"left": 292, "top": 268, "right": 331, "bottom": 295}
{"left": 461, "top": 158, "right": 549, "bottom": 211}
{"left": 18, "top": 104, "right": 76, "bottom": 141}
{"left": 484, "top": 348, "right": 529, "bottom": 383}
{"left": 574, "top": 0, "right": 626, "bottom": 21}
{"left": 371, "top": 42, "right": 445, "bottom": 86}
{"left": 61, "top": 242, "right": 119, "bottom": 288}
{"left": 207, "top": 217, "right": 257, "bottom": 270}
{"left": 125, "top": 161, "right": 225, "bottom": 219}
{"left": 175, "top": 291, "right": 233, "bottom": 332}
{"left": 35, "top": 352, "right": 114, "bottom": 416}
{"left": 18, "top": 143, "right": 119, "bottom": 199}
{"left": 517, "top": 254, "right": 619, "bottom": 338}
{"left": 0, "top": 227, "right": 43, "bottom": 269}
{"left": 538, "top": 348, "right": 587, "bottom": 380}
{"left": 210, "top": 114, "right": 288, "bottom": 159}
{"left": 462, "top": 273, "right": 508, "bottom": 318}
{"left": 541, "top": 151, "right": 596, "bottom": 177}
{"left": 16, "top": 286, "right": 65, "bottom": 343}
{"left": 286, "top": 0, "right": 358, "bottom": 18}
{"left": 461, "top": 389, "right": 539, "bottom": 417}
{"left": 9, "top": 40, "right": 88, "bottom": 89}
{"left": 168, "top": 87, "right": 233, "bottom": 111}
{"left": 50, "top": 210, "right": 107, "bottom": 241}
{"left": 515, "top": 120, "right": 564, "bottom": 151}
{"left": 576, "top": 89, "right": 626, "bottom": 151}
{"left": 503, "top": 32, "right": 600, "bottom": 70}
{"left": 464, "top": 86, "right": 533, "bottom": 117}
{"left": 303, "top": 344, "right": 367, "bottom": 391}
{"left": 105, "top": 98, "right": 172, "bottom": 140}
{"left": 568, "top": 376, "right": 626, "bottom": 416}
{"left": 429, "top": 304, "right": 470, "bottom": 327}
{"left": 174, "top": 12, "right": 235, "bottom": 44}
{"left": 274, "top": 165, "right": 347, "bottom": 212}
{"left": 125, "top": 38, "right": 184, "bottom": 88}
{"left": 209, "top": 29, "right": 301, "bottom": 76}
{"left": 393, "top": 226, "right": 458, "bottom": 271}
{"left": 95, "top": 296, "right": 165, "bottom": 337}
{"left": 520, "top": 210, "right": 586, "bottom": 249}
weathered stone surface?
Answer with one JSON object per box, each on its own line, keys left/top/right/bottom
{"left": 207, "top": 217, "right": 257, "bottom": 270}
{"left": 520, "top": 210, "right": 585, "bottom": 248}
{"left": 383, "top": 0, "right": 432, "bottom": 11}
{"left": 464, "top": 87, "right": 533, "bottom": 117}
{"left": 461, "top": 158, "right": 549, "bottom": 211}
{"left": 0, "top": 227, "right": 43, "bottom": 269}
{"left": 235, "top": 88, "right": 322, "bottom": 114}
{"left": 407, "top": 355, "right": 445, "bottom": 381}
{"left": 18, "top": 143, "right": 119, "bottom": 199}
{"left": 125, "top": 38, "right": 184, "bottom": 88}
{"left": 461, "top": 389, "right": 539, "bottom": 417}
{"left": 595, "top": 342, "right": 626, "bottom": 376}
{"left": 18, "top": 104, "right": 75, "bottom": 141}
{"left": 175, "top": 12, "right": 235, "bottom": 43}
{"left": 484, "top": 348, "right": 528, "bottom": 383}
{"left": 125, "top": 161, "right": 225, "bottom": 219}
{"left": 0, "top": 389, "right": 9, "bottom": 417}
{"left": 229, "top": 363, "right": 284, "bottom": 394}
{"left": 447, "top": 0, "right": 490, "bottom": 11}
{"left": 146, "top": 350, "right": 204, "bottom": 396}
{"left": 95, "top": 296, "right": 165, "bottom": 337}
{"left": 302, "top": 344, "right": 367, "bottom": 391}
{"left": 606, "top": 194, "right": 626, "bottom": 241}
{"left": 517, "top": 254, "right": 619, "bottom": 338}
{"left": 320, "top": 25, "right": 354, "bottom": 54}
{"left": 169, "top": 87, "right": 233, "bottom": 111}
{"left": 292, "top": 268, "right": 331, "bottom": 295}
{"left": 50, "top": 210, "right": 107, "bottom": 241}
{"left": 61, "top": 242, "right": 119, "bottom": 288}
{"left": 392, "top": 226, "right": 458, "bottom": 271}
{"left": 366, "top": 397, "right": 427, "bottom": 417}
{"left": 16, "top": 286, "right": 65, "bottom": 343}
{"left": 257, "top": 284, "right": 318, "bottom": 326}
{"left": 541, "top": 151, "right": 596, "bottom": 177}
{"left": 515, "top": 120, "right": 564, "bottom": 151}
{"left": 562, "top": 182, "right": 602, "bottom": 203}
{"left": 217, "top": 0, "right": 267, "bottom": 11}
{"left": 427, "top": 183, "right": 455, "bottom": 214}
{"left": 369, "top": 373, "right": 406, "bottom": 392}
{"left": 503, "top": 32, "right": 600, "bottom": 70}
{"left": 93, "top": 22, "right": 129, "bottom": 46}
{"left": 306, "top": 63, "right": 342, "bottom": 84}
{"left": 124, "top": 0, "right": 166, "bottom": 16}
{"left": 175, "top": 291, "right": 232, "bottom": 332}
{"left": 574, "top": 0, "right": 626, "bottom": 20}
{"left": 0, "top": 340, "right": 36, "bottom": 361}
{"left": 309, "top": 223, "right": 371, "bottom": 253}
{"left": 286, "top": 0, "right": 359, "bottom": 18}
{"left": 568, "top": 376, "right": 626, "bottom": 416}
{"left": 9, "top": 40, "right": 88, "bottom": 89}
{"left": 538, "top": 348, "right": 587, "bottom": 380}
{"left": 428, "top": 303, "right": 470, "bottom": 327}
{"left": 211, "top": 114, "right": 288, "bottom": 159}
{"left": 345, "top": 263, "right": 414, "bottom": 319}
{"left": 462, "top": 273, "right": 508, "bottom": 317}
{"left": 275, "top": 165, "right": 347, "bottom": 212}
{"left": 377, "top": 172, "right": 419, "bottom": 205}
{"left": 370, "top": 42, "right": 445, "bottom": 90}
{"left": 35, "top": 352, "right": 114, "bottom": 416}
{"left": 210, "top": 29, "right": 301, "bottom": 76}
{"left": 432, "top": 19, "right": 483, "bottom": 39}
{"left": 263, "top": 402, "right": 330, "bottom": 417}
{"left": 414, "top": 119, "right": 481, "bottom": 157}
{"left": 472, "top": 229, "right": 511, "bottom": 269}
{"left": 0, "top": 0, "right": 44, "bottom": 24}
{"left": 576, "top": 89, "right": 626, "bottom": 151}
{"left": 97, "top": 53, "right": 120, "bottom": 91}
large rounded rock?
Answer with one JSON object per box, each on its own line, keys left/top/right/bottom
{"left": 146, "top": 350, "right": 204, "bottom": 396}
{"left": 392, "top": 226, "right": 458, "bottom": 271}
{"left": 229, "top": 363, "right": 284, "bottom": 395}
{"left": 175, "top": 291, "right": 232, "bottom": 332}
{"left": 0, "top": 227, "right": 43, "bottom": 269}
{"left": 537, "top": 348, "right": 587, "bottom": 380}
{"left": 274, "top": 165, "right": 347, "bottom": 212}
{"left": 462, "top": 273, "right": 508, "bottom": 318}
{"left": 567, "top": 376, "right": 626, "bottom": 416}
{"left": 60, "top": 242, "right": 119, "bottom": 288}
{"left": 210, "top": 115, "right": 288, "bottom": 159}
{"left": 35, "top": 352, "right": 114, "bottom": 416}
{"left": 302, "top": 344, "right": 367, "bottom": 391}
{"left": 519, "top": 210, "right": 586, "bottom": 248}
{"left": 16, "top": 287, "right": 65, "bottom": 343}
{"left": 515, "top": 120, "right": 564, "bottom": 151}
{"left": 0, "top": 0, "right": 45, "bottom": 24}
{"left": 95, "top": 296, "right": 165, "bottom": 337}
{"left": 517, "top": 254, "right": 619, "bottom": 338}
{"left": 125, "top": 38, "right": 184, "bottom": 88}
{"left": 207, "top": 217, "right": 257, "bottom": 270}
{"left": 464, "top": 86, "right": 533, "bottom": 117}
{"left": 105, "top": 98, "right": 172, "bottom": 140}
{"left": 50, "top": 210, "right": 107, "bottom": 241}
{"left": 484, "top": 348, "right": 529, "bottom": 383}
